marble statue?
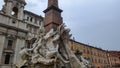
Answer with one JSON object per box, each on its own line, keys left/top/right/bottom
{"left": 74, "top": 49, "right": 91, "bottom": 68}
{"left": 19, "top": 23, "right": 91, "bottom": 68}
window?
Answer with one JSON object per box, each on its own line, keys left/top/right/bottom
{"left": 98, "top": 59, "right": 101, "bottom": 63}
{"left": 91, "top": 58, "right": 94, "bottom": 63}
{"left": 91, "top": 51, "right": 93, "bottom": 55}
{"left": 95, "top": 59, "right": 97, "bottom": 63}
{"left": 34, "top": 27, "right": 37, "bottom": 34}
{"left": 87, "top": 50, "right": 90, "bottom": 54}
{"left": 35, "top": 18, "right": 37, "bottom": 24}
{"left": 16, "top": 2, "right": 19, "bottom": 6}
{"left": 30, "top": 17, "right": 33, "bottom": 22}
{"left": 39, "top": 21, "right": 42, "bottom": 26}
{"left": 29, "top": 25, "right": 32, "bottom": 32}
{"left": 83, "top": 49, "right": 86, "bottom": 53}
{"left": 104, "top": 60, "right": 107, "bottom": 64}
{"left": 27, "top": 17, "right": 29, "bottom": 21}
{"left": 11, "top": 7, "right": 18, "bottom": 17}
{"left": 7, "top": 39, "right": 13, "bottom": 49}
{"left": 4, "top": 54, "right": 10, "bottom": 64}
{"left": 12, "top": 20, "right": 16, "bottom": 24}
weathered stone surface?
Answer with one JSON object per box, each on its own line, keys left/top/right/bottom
{"left": 15, "top": 38, "right": 26, "bottom": 67}
{"left": 18, "top": 24, "right": 90, "bottom": 68}
{"left": 0, "top": 35, "right": 5, "bottom": 64}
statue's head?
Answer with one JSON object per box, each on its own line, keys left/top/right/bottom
{"left": 75, "top": 49, "right": 83, "bottom": 55}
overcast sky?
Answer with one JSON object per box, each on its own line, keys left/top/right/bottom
{"left": 0, "top": 0, "right": 120, "bottom": 51}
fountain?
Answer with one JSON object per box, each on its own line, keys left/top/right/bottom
{"left": 18, "top": 23, "right": 91, "bottom": 68}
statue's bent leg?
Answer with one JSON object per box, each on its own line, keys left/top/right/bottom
{"left": 57, "top": 52, "right": 69, "bottom": 63}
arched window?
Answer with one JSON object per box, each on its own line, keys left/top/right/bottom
{"left": 11, "top": 7, "right": 18, "bottom": 17}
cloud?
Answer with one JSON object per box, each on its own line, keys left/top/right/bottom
{"left": 0, "top": 0, "right": 120, "bottom": 50}
{"left": 24, "top": 0, "right": 120, "bottom": 50}
{"left": 0, "top": 0, "right": 4, "bottom": 9}
{"left": 25, "top": 0, "right": 47, "bottom": 16}
{"left": 60, "top": 0, "right": 120, "bottom": 50}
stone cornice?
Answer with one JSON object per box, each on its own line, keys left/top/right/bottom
{"left": 0, "top": 13, "right": 27, "bottom": 24}
{"left": 43, "top": 5, "right": 63, "bottom": 13}
{"left": 0, "top": 22, "right": 28, "bottom": 33}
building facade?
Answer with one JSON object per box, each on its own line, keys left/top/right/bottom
{"left": 0, "top": 0, "right": 43, "bottom": 68}
{"left": 108, "top": 51, "right": 120, "bottom": 67}
{"left": 69, "top": 39, "right": 120, "bottom": 68}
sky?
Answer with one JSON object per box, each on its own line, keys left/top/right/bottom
{"left": 0, "top": 0, "right": 120, "bottom": 51}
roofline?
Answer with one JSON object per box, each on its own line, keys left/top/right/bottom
{"left": 69, "top": 39, "right": 107, "bottom": 52}
{"left": 24, "top": 10, "right": 43, "bottom": 20}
